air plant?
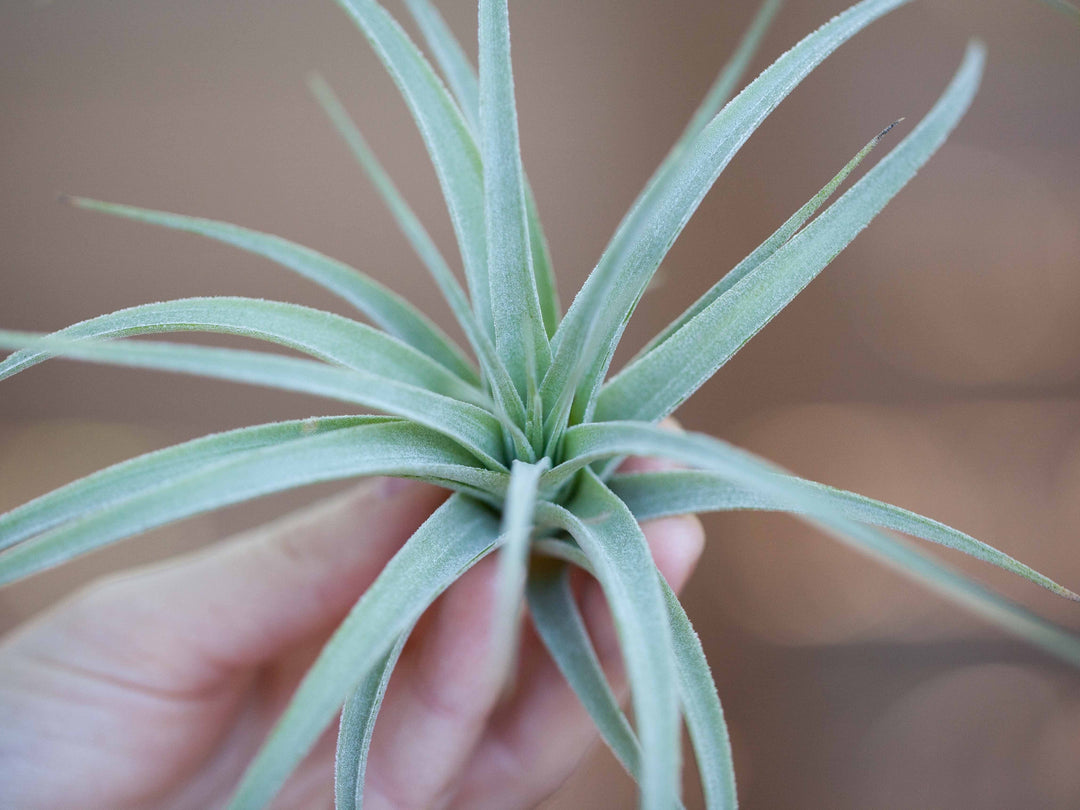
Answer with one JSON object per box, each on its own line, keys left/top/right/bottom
{"left": 2, "top": 0, "right": 1078, "bottom": 807}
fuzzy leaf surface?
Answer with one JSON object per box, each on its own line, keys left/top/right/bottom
{"left": 64, "top": 196, "right": 477, "bottom": 383}
{"left": 479, "top": 0, "right": 551, "bottom": 396}
{"left": 334, "top": 0, "right": 490, "bottom": 330}
{"left": 334, "top": 627, "right": 412, "bottom": 810}
{"left": 229, "top": 494, "right": 501, "bottom": 810}
{"left": 0, "top": 416, "right": 390, "bottom": 553}
{"left": 558, "top": 421, "right": 1080, "bottom": 668}
{"left": 306, "top": 75, "right": 527, "bottom": 430}
{"left": 0, "top": 331, "right": 506, "bottom": 468}
{"left": 531, "top": 544, "right": 734, "bottom": 809}
{"left": 660, "top": 580, "right": 737, "bottom": 810}
{"left": 536, "top": 471, "right": 681, "bottom": 810}
{"left": 491, "top": 458, "right": 548, "bottom": 683}
{"left": 543, "top": 0, "right": 915, "bottom": 425}
{"left": 636, "top": 120, "right": 892, "bottom": 360}
{"left": 598, "top": 43, "right": 984, "bottom": 423}
{"left": 0, "top": 421, "right": 502, "bottom": 585}
{"left": 0, "top": 297, "right": 484, "bottom": 405}
{"left": 526, "top": 562, "right": 644, "bottom": 781}
{"left": 612, "top": 469, "right": 1078, "bottom": 601}
{"left": 401, "top": 0, "right": 560, "bottom": 336}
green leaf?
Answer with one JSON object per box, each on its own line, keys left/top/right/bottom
{"left": 676, "top": 0, "right": 783, "bottom": 153}
{"left": 401, "top": 0, "right": 561, "bottom": 337}
{"left": 523, "top": 186, "right": 561, "bottom": 339}
{"left": 305, "top": 75, "right": 528, "bottom": 432}
{"left": 598, "top": 44, "right": 984, "bottom": 423}
{"left": 0, "top": 421, "right": 504, "bottom": 585}
{"left": 334, "top": 0, "right": 491, "bottom": 332}
{"left": 63, "top": 195, "right": 478, "bottom": 385}
{"left": 536, "top": 470, "right": 681, "bottom": 810}
{"left": 0, "top": 331, "right": 508, "bottom": 469}
{"left": 611, "top": 469, "right": 1079, "bottom": 602}
{"left": 558, "top": 420, "right": 1080, "bottom": 668}
{"left": 479, "top": 0, "right": 551, "bottom": 398}
{"left": 401, "top": 0, "right": 481, "bottom": 132}
{"left": 229, "top": 494, "right": 502, "bottom": 810}
{"left": 490, "top": 458, "right": 548, "bottom": 688}
{"left": 0, "top": 416, "right": 389, "bottom": 553}
{"left": 525, "top": 561, "right": 644, "bottom": 781}
{"left": 542, "top": 0, "right": 915, "bottom": 427}
{"left": 0, "top": 297, "right": 486, "bottom": 406}
{"left": 530, "top": 545, "right": 733, "bottom": 809}
{"left": 637, "top": 120, "right": 894, "bottom": 361}
{"left": 660, "top": 579, "right": 737, "bottom": 810}
{"left": 335, "top": 626, "right": 413, "bottom": 810}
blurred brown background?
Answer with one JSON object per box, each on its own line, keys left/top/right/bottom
{"left": 2, "top": 0, "right": 1079, "bottom": 807}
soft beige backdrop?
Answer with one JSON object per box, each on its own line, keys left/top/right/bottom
{"left": 2, "top": 1, "right": 1079, "bottom": 807}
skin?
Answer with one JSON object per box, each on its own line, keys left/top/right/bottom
{"left": 0, "top": 459, "right": 703, "bottom": 810}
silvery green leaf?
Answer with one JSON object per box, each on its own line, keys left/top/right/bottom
{"left": 0, "top": 331, "right": 508, "bottom": 468}
{"left": 676, "top": 0, "right": 783, "bottom": 153}
{"left": 542, "top": 0, "right": 915, "bottom": 427}
{"left": 536, "top": 470, "right": 681, "bottom": 810}
{"left": 491, "top": 458, "right": 548, "bottom": 684}
{"left": 660, "top": 579, "right": 737, "bottom": 810}
{"left": 401, "top": 0, "right": 560, "bottom": 337}
{"left": 598, "top": 43, "right": 984, "bottom": 423}
{"left": 479, "top": 0, "right": 551, "bottom": 398}
{"left": 0, "top": 421, "right": 503, "bottom": 585}
{"left": 0, "top": 416, "right": 390, "bottom": 553}
{"left": 558, "top": 421, "right": 1080, "bottom": 668}
{"left": 335, "top": 626, "right": 412, "bottom": 810}
{"left": 611, "top": 469, "right": 1079, "bottom": 602}
{"left": 637, "top": 120, "right": 894, "bottom": 360}
{"left": 306, "top": 75, "right": 527, "bottom": 430}
{"left": 63, "top": 195, "right": 477, "bottom": 385}
{"left": 530, "top": 542, "right": 732, "bottom": 809}
{"left": 0, "top": 297, "right": 486, "bottom": 406}
{"left": 526, "top": 562, "right": 644, "bottom": 781}
{"left": 401, "top": 0, "right": 480, "bottom": 132}
{"left": 334, "top": 0, "right": 491, "bottom": 331}
{"left": 229, "top": 494, "right": 502, "bottom": 810}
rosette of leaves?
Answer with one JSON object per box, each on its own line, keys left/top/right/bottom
{"left": 2, "top": 0, "right": 1078, "bottom": 807}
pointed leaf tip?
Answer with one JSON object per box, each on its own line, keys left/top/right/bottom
{"left": 876, "top": 117, "right": 904, "bottom": 140}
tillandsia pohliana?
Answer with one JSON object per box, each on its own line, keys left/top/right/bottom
{"left": 2, "top": 0, "right": 1079, "bottom": 807}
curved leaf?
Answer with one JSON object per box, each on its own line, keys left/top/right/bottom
{"left": 0, "top": 297, "right": 486, "bottom": 405}
{"left": 479, "top": 0, "right": 551, "bottom": 397}
{"left": 334, "top": 0, "right": 490, "bottom": 330}
{"left": 0, "top": 330, "right": 507, "bottom": 469}
{"left": 611, "top": 469, "right": 1079, "bottom": 602}
{"left": 598, "top": 43, "right": 984, "bottom": 423}
{"left": 636, "top": 120, "right": 894, "bottom": 361}
{"left": 305, "top": 75, "right": 528, "bottom": 434}
{"left": 536, "top": 471, "right": 681, "bottom": 810}
{"left": 542, "top": 0, "right": 916, "bottom": 427}
{"left": 335, "top": 626, "right": 413, "bottom": 810}
{"left": 490, "top": 458, "right": 548, "bottom": 687}
{"left": 558, "top": 421, "right": 1080, "bottom": 668}
{"left": 228, "top": 494, "right": 502, "bottom": 810}
{"left": 0, "top": 421, "right": 504, "bottom": 586}
{"left": 530, "top": 538, "right": 733, "bottom": 808}
{"left": 63, "top": 195, "right": 477, "bottom": 384}
{"left": 0, "top": 416, "right": 390, "bottom": 553}
{"left": 526, "top": 561, "right": 644, "bottom": 781}
{"left": 401, "top": 0, "right": 560, "bottom": 336}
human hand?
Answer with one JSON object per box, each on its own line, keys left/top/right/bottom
{"left": 0, "top": 467, "right": 703, "bottom": 810}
